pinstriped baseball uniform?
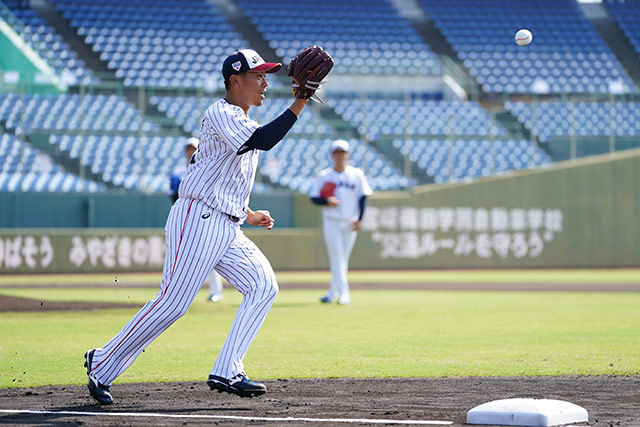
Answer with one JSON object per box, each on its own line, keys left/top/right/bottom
{"left": 88, "top": 97, "right": 279, "bottom": 386}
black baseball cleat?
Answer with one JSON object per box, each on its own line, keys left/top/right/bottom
{"left": 207, "top": 373, "right": 266, "bottom": 398}
{"left": 84, "top": 349, "right": 113, "bottom": 404}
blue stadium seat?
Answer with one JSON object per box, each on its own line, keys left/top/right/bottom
{"left": 234, "top": 0, "right": 441, "bottom": 77}
{"left": 0, "top": 93, "right": 159, "bottom": 135}
{"left": 149, "top": 95, "right": 334, "bottom": 136}
{"left": 260, "top": 137, "right": 413, "bottom": 193}
{"left": 393, "top": 138, "right": 551, "bottom": 183}
{"left": 329, "top": 96, "right": 507, "bottom": 141}
{"left": 606, "top": 1, "right": 640, "bottom": 59}
{"left": 49, "top": 0, "right": 257, "bottom": 89}
{"left": 420, "top": 0, "right": 635, "bottom": 94}
{"left": 50, "top": 134, "right": 186, "bottom": 193}
{"left": 505, "top": 100, "right": 640, "bottom": 142}
{"left": 1, "top": 1, "right": 97, "bottom": 84}
{"left": 0, "top": 133, "right": 105, "bottom": 192}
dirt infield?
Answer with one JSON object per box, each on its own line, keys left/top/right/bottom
{"left": 0, "top": 295, "right": 141, "bottom": 312}
{"left": 3, "top": 279, "right": 640, "bottom": 313}
{"left": 0, "top": 376, "right": 638, "bottom": 426}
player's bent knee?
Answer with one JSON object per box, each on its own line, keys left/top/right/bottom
{"left": 262, "top": 275, "right": 279, "bottom": 300}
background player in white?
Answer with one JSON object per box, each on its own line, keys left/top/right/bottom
{"left": 84, "top": 48, "right": 313, "bottom": 404}
{"left": 310, "top": 140, "right": 372, "bottom": 305}
{"left": 169, "top": 137, "right": 224, "bottom": 303}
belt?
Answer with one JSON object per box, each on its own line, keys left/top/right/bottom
{"left": 227, "top": 214, "right": 240, "bottom": 223}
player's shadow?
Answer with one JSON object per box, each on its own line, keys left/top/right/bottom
{"left": 0, "top": 413, "right": 85, "bottom": 426}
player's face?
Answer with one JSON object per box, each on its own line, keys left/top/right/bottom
{"left": 241, "top": 71, "right": 269, "bottom": 107}
{"left": 185, "top": 146, "right": 196, "bottom": 160}
{"left": 332, "top": 150, "right": 349, "bottom": 168}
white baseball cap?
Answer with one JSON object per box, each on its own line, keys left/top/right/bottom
{"left": 330, "top": 139, "right": 350, "bottom": 153}
{"left": 185, "top": 137, "right": 199, "bottom": 149}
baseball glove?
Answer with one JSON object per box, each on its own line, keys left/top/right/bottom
{"left": 319, "top": 181, "right": 336, "bottom": 198}
{"left": 288, "top": 45, "right": 334, "bottom": 104}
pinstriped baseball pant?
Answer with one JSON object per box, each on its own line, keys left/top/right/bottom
{"left": 322, "top": 217, "right": 357, "bottom": 302}
{"left": 89, "top": 198, "right": 278, "bottom": 386}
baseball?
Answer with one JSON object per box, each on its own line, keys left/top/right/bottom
{"left": 515, "top": 29, "right": 533, "bottom": 46}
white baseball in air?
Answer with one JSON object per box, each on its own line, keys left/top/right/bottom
{"left": 515, "top": 29, "right": 533, "bottom": 46}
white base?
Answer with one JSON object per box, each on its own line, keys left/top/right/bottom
{"left": 466, "top": 398, "right": 588, "bottom": 426}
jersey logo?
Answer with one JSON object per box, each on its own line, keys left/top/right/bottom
{"left": 202, "top": 213, "right": 211, "bottom": 219}
{"left": 232, "top": 61, "right": 242, "bottom": 71}
{"left": 337, "top": 181, "right": 356, "bottom": 191}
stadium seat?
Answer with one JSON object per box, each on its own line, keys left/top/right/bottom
{"left": 328, "top": 96, "right": 507, "bottom": 141}
{"left": 420, "top": 0, "right": 634, "bottom": 94}
{"left": 260, "top": 137, "right": 413, "bottom": 193}
{"left": 0, "top": 134, "right": 105, "bottom": 192}
{"left": 49, "top": 0, "right": 256, "bottom": 89}
{"left": 505, "top": 100, "right": 640, "bottom": 142}
{"left": 234, "top": 0, "right": 442, "bottom": 77}
{"left": 0, "top": 93, "right": 159, "bottom": 135}
{"left": 606, "top": 1, "right": 640, "bottom": 59}
{"left": 393, "top": 138, "right": 551, "bottom": 183}
{"left": 149, "top": 95, "right": 334, "bottom": 136}
{"left": 1, "top": 0, "right": 97, "bottom": 85}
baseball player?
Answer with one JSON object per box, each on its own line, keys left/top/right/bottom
{"left": 84, "top": 48, "right": 319, "bottom": 404}
{"left": 310, "top": 140, "right": 372, "bottom": 305}
{"left": 169, "top": 137, "right": 224, "bottom": 302}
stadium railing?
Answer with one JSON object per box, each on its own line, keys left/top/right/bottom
{"left": 1, "top": 75, "right": 639, "bottom": 195}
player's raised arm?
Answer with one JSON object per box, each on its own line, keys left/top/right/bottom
{"left": 239, "top": 46, "right": 334, "bottom": 154}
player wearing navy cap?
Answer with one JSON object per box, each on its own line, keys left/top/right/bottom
{"left": 83, "top": 48, "right": 319, "bottom": 403}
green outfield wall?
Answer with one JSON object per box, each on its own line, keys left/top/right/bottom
{"left": 0, "top": 149, "right": 638, "bottom": 273}
{"left": 351, "top": 148, "right": 639, "bottom": 269}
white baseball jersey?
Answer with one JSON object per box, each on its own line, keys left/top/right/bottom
{"left": 88, "top": 97, "right": 279, "bottom": 386}
{"left": 310, "top": 165, "right": 373, "bottom": 221}
{"left": 179, "top": 99, "right": 260, "bottom": 221}
{"left": 311, "top": 165, "right": 372, "bottom": 304}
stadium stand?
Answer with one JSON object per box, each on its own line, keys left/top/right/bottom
{"left": 606, "top": 0, "right": 640, "bottom": 59}
{"left": 0, "top": 93, "right": 160, "bottom": 135}
{"left": 0, "top": 0, "right": 96, "bottom": 85}
{"left": 506, "top": 100, "right": 640, "bottom": 142}
{"left": 234, "top": 0, "right": 442, "bottom": 77}
{"left": 329, "top": 97, "right": 508, "bottom": 141}
{"left": 150, "top": 95, "right": 334, "bottom": 136}
{"left": 49, "top": 0, "right": 250, "bottom": 89}
{"left": 260, "top": 138, "right": 413, "bottom": 193}
{"left": 48, "top": 134, "right": 183, "bottom": 193}
{"left": 392, "top": 138, "right": 551, "bottom": 183}
{"left": 420, "top": 0, "right": 635, "bottom": 94}
{"left": 505, "top": 99, "right": 640, "bottom": 161}
{"left": 1, "top": 0, "right": 638, "bottom": 196}
{"left": 0, "top": 133, "right": 105, "bottom": 192}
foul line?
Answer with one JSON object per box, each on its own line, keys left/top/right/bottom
{"left": 0, "top": 409, "right": 453, "bottom": 425}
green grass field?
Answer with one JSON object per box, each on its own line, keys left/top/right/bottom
{"left": 1, "top": 268, "right": 639, "bottom": 286}
{"left": 1, "top": 270, "right": 639, "bottom": 389}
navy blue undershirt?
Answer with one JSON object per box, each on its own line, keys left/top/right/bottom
{"left": 311, "top": 195, "right": 368, "bottom": 221}
{"left": 237, "top": 109, "right": 297, "bottom": 155}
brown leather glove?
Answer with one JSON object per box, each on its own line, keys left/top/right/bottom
{"left": 288, "top": 45, "right": 334, "bottom": 103}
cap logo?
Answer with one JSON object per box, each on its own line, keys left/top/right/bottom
{"left": 232, "top": 61, "right": 242, "bottom": 71}
{"left": 238, "top": 49, "right": 265, "bottom": 69}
